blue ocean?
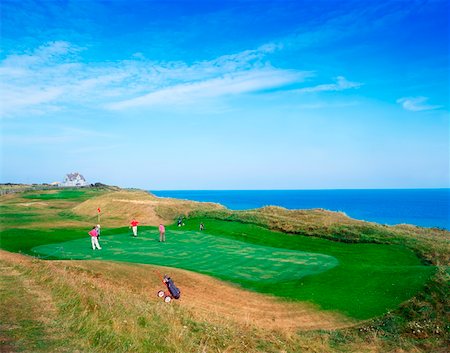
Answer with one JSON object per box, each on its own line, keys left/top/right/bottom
{"left": 151, "top": 189, "right": 450, "bottom": 230}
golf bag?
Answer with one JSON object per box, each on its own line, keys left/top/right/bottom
{"left": 164, "top": 275, "right": 181, "bottom": 299}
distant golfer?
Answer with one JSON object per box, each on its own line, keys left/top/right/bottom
{"left": 200, "top": 223, "right": 204, "bottom": 231}
{"left": 177, "top": 217, "right": 182, "bottom": 227}
{"left": 95, "top": 224, "right": 101, "bottom": 239}
{"left": 89, "top": 226, "right": 101, "bottom": 250}
{"left": 130, "top": 218, "right": 139, "bottom": 237}
{"left": 159, "top": 223, "right": 166, "bottom": 242}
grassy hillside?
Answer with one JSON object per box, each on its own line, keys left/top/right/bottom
{"left": 0, "top": 250, "right": 364, "bottom": 353}
{"left": 189, "top": 207, "right": 450, "bottom": 263}
{"left": 1, "top": 187, "right": 449, "bottom": 352}
{"left": 71, "top": 189, "right": 225, "bottom": 227}
{"left": 31, "top": 224, "right": 432, "bottom": 320}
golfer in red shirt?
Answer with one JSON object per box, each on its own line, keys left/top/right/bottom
{"left": 130, "top": 218, "right": 139, "bottom": 237}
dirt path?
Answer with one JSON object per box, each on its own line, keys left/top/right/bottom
{"left": 55, "top": 258, "right": 356, "bottom": 332}
{"left": 152, "top": 265, "right": 356, "bottom": 332}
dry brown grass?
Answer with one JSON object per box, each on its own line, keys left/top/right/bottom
{"left": 72, "top": 190, "right": 225, "bottom": 227}
{"left": 165, "top": 266, "right": 355, "bottom": 332}
{"left": 0, "top": 250, "right": 353, "bottom": 333}
{"left": 388, "top": 224, "right": 450, "bottom": 265}
{"left": 1, "top": 250, "right": 367, "bottom": 353}
{"left": 250, "top": 206, "right": 364, "bottom": 232}
{"left": 191, "top": 205, "right": 373, "bottom": 235}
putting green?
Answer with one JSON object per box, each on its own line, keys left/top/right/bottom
{"left": 32, "top": 230, "right": 338, "bottom": 283}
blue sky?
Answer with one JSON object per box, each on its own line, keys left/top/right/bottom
{"left": 1, "top": 0, "right": 448, "bottom": 189}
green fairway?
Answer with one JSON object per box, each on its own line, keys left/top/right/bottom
{"left": 32, "top": 229, "right": 338, "bottom": 282}
{"left": 30, "top": 219, "right": 434, "bottom": 320}
{"left": 21, "top": 189, "right": 92, "bottom": 200}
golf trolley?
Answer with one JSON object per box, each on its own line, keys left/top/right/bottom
{"left": 156, "top": 273, "right": 181, "bottom": 303}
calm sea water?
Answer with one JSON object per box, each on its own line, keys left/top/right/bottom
{"left": 151, "top": 189, "right": 450, "bottom": 229}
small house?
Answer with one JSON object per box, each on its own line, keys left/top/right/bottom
{"left": 59, "top": 172, "right": 88, "bottom": 187}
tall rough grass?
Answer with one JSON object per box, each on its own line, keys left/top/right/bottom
{"left": 6, "top": 250, "right": 443, "bottom": 353}
{"left": 0, "top": 251, "right": 355, "bottom": 353}
{"left": 188, "top": 208, "right": 450, "bottom": 352}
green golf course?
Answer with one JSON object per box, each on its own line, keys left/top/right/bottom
{"left": 30, "top": 218, "right": 434, "bottom": 320}
{"left": 2, "top": 187, "right": 448, "bottom": 353}
{"left": 33, "top": 230, "right": 339, "bottom": 282}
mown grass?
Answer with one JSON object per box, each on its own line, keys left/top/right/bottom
{"left": 32, "top": 229, "right": 339, "bottom": 282}
{"left": 29, "top": 218, "right": 433, "bottom": 320}
{"left": 0, "top": 187, "right": 115, "bottom": 231}
{"left": 0, "top": 227, "right": 129, "bottom": 256}
{"left": 190, "top": 208, "right": 450, "bottom": 265}
{"left": 183, "top": 213, "right": 449, "bottom": 352}
{"left": 175, "top": 218, "right": 434, "bottom": 319}
{"left": 21, "top": 188, "right": 97, "bottom": 200}
{"left": 0, "top": 212, "right": 40, "bottom": 225}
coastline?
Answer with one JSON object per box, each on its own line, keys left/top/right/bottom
{"left": 151, "top": 188, "right": 450, "bottom": 230}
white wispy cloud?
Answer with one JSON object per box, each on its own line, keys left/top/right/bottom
{"left": 0, "top": 85, "right": 64, "bottom": 116}
{"left": 1, "top": 41, "right": 78, "bottom": 67}
{"left": 0, "top": 40, "right": 358, "bottom": 116}
{"left": 0, "top": 41, "right": 300, "bottom": 116}
{"left": 107, "top": 68, "right": 306, "bottom": 110}
{"left": 295, "top": 76, "right": 362, "bottom": 93}
{"left": 396, "top": 96, "right": 442, "bottom": 112}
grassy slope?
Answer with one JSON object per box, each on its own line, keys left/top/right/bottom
{"left": 186, "top": 210, "right": 450, "bottom": 352}
{"left": 190, "top": 207, "right": 450, "bottom": 265}
{"left": 176, "top": 219, "right": 435, "bottom": 319}
{"left": 31, "top": 223, "right": 432, "bottom": 320}
{"left": 1, "top": 187, "right": 449, "bottom": 353}
{"left": 0, "top": 250, "right": 359, "bottom": 353}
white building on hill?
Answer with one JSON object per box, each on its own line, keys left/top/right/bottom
{"left": 59, "top": 172, "right": 88, "bottom": 187}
